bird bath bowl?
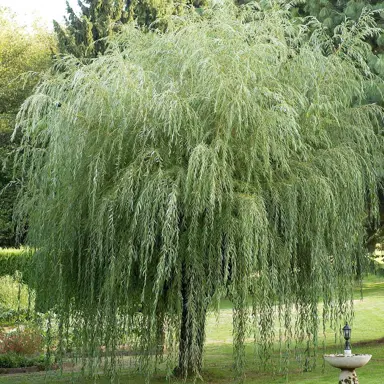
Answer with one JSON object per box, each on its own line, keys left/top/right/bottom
{"left": 324, "top": 354, "right": 371, "bottom": 383}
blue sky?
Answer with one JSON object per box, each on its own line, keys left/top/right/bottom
{"left": 0, "top": 0, "right": 79, "bottom": 27}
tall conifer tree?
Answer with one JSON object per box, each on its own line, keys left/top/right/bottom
{"left": 54, "top": 0, "right": 130, "bottom": 58}
{"left": 296, "top": 1, "right": 384, "bottom": 78}
{"left": 54, "top": 0, "right": 207, "bottom": 58}
{"left": 295, "top": 1, "right": 384, "bottom": 248}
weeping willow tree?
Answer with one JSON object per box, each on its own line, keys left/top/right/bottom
{"left": 14, "top": 0, "right": 384, "bottom": 381}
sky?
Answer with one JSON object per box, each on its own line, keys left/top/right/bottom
{"left": 0, "top": 0, "right": 80, "bottom": 27}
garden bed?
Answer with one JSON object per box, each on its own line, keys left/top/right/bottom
{"left": 0, "top": 362, "right": 75, "bottom": 375}
{"left": 0, "top": 365, "right": 43, "bottom": 374}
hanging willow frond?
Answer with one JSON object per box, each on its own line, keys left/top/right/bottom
{"left": 14, "top": 0, "right": 384, "bottom": 381}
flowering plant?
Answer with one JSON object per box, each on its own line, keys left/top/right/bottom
{"left": 0, "top": 327, "right": 43, "bottom": 355}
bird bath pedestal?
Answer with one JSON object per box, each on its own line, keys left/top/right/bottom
{"left": 324, "top": 354, "right": 372, "bottom": 384}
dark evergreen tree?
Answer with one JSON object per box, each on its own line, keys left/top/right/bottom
{"left": 296, "top": 1, "right": 384, "bottom": 79}
{"left": 54, "top": 0, "right": 207, "bottom": 58}
{"left": 295, "top": 1, "right": 384, "bottom": 249}
{"left": 54, "top": 0, "right": 128, "bottom": 58}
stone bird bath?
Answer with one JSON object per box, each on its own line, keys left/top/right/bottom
{"left": 323, "top": 354, "right": 371, "bottom": 384}
{"left": 324, "top": 323, "right": 371, "bottom": 384}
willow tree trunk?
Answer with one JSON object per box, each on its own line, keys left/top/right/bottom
{"left": 176, "top": 263, "right": 207, "bottom": 378}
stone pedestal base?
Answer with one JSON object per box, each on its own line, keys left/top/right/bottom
{"left": 339, "top": 369, "right": 359, "bottom": 384}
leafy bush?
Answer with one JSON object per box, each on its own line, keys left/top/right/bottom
{"left": 0, "top": 307, "right": 29, "bottom": 326}
{"left": 0, "top": 352, "right": 33, "bottom": 368}
{"left": 0, "top": 274, "right": 30, "bottom": 307}
{"left": 0, "top": 248, "right": 33, "bottom": 283}
{"left": 0, "top": 327, "right": 43, "bottom": 355}
{"left": 0, "top": 271, "right": 32, "bottom": 325}
{"left": 0, "top": 352, "right": 47, "bottom": 368}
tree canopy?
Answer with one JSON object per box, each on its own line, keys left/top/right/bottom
{"left": 15, "top": 2, "right": 384, "bottom": 381}
{"left": 0, "top": 7, "right": 53, "bottom": 247}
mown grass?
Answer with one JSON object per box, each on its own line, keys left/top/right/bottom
{"left": 1, "top": 274, "right": 384, "bottom": 383}
{"left": 1, "top": 344, "right": 383, "bottom": 384}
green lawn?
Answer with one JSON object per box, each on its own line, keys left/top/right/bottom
{"left": 1, "top": 274, "right": 384, "bottom": 383}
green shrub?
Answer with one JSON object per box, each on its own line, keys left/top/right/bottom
{"left": 0, "top": 274, "right": 30, "bottom": 308}
{"left": 0, "top": 248, "right": 33, "bottom": 283}
{"left": 0, "top": 352, "right": 32, "bottom": 368}
{"left": 0, "top": 249, "right": 33, "bottom": 324}
{"left": 0, "top": 306, "right": 29, "bottom": 326}
{"left": 0, "top": 352, "right": 48, "bottom": 368}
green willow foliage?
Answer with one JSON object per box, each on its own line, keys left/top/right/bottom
{"left": 14, "top": 1, "right": 384, "bottom": 381}
{"left": 0, "top": 7, "right": 53, "bottom": 247}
